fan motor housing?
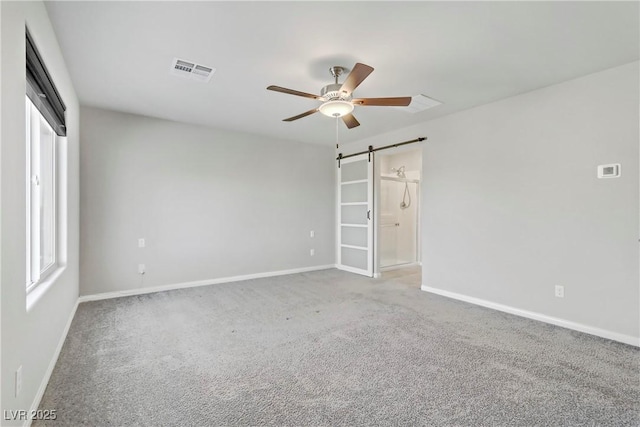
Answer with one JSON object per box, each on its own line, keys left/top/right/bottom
{"left": 321, "top": 83, "right": 351, "bottom": 101}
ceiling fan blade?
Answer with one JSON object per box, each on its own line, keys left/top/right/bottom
{"left": 283, "top": 108, "right": 319, "bottom": 122}
{"left": 267, "top": 85, "right": 321, "bottom": 100}
{"left": 340, "top": 63, "right": 374, "bottom": 94}
{"left": 352, "top": 97, "right": 412, "bottom": 106}
{"left": 341, "top": 113, "right": 360, "bottom": 129}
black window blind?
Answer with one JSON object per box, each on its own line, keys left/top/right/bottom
{"left": 26, "top": 28, "right": 66, "bottom": 136}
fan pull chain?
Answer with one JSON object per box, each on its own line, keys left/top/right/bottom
{"left": 335, "top": 116, "right": 340, "bottom": 149}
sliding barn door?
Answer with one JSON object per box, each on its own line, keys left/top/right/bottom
{"left": 337, "top": 153, "right": 374, "bottom": 277}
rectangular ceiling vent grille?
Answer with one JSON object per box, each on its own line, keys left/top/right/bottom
{"left": 170, "top": 58, "right": 216, "bottom": 83}
{"left": 402, "top": 94, "right": 443, "bottom": 113}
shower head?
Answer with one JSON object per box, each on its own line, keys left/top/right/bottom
{"left": 391, "top": 166, "right": 406, "bottom": 178}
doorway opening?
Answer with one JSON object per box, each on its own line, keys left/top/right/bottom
{"left": 375, "top": 148, "right": 422, "bottom": 276}
{"left": 335, "top": 144, "right": 422, "bottom": 282}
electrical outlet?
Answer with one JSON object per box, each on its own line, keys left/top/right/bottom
{"left": 555, "top": 285, "right": 564, "bottom": 298}
{"left": 138, "top": 264, "right": 145, "bottom": 275}
{"left": 310, "top": 249, "right": 315, "bottom": 256}
{"left": 138, "top": 238, "right": 145, "bottom": 248}
{"left": 310, "top": 230, "right": 315, "bottom": 238}
{"left": 15, "top": 366, "right": 22, "bottom": 397}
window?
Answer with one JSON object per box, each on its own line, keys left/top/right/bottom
{"left": 26, "top": 97, "right": 58, "bottom": 290}
{"left": 25, "top": 28, "right": 66, "bottom": 293}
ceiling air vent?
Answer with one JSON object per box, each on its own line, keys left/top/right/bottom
{"left": 402, "top": 94, "right": 442, "bottom": 113}
{"left": 170, "top": 58, "right": 216, "bottom": 83}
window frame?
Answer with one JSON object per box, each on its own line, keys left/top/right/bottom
{"left": 24, "top": 26, "right": 67, "bottom": 299}
{"left": 26, "top": 96, "right": 59, "bottom": 293}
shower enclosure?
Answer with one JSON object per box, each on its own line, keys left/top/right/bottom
{"left": 379, "top": 174, "right": 419, "bottom": 268}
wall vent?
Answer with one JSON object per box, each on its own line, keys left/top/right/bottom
{"left": 170, "top": 58, "right": 216, "bottom": 83}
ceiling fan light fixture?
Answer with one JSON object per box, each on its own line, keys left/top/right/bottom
{"left": 318, "top": 100, "right": 354, "bottom": 118}
{"left": 267, "top": 62, "right": 411, "bottom": 128}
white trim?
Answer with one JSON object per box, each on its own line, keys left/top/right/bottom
{"left": 340, "top": 244, "right": 367, "bottom": 251}
{"left": 25, "top": 299, "right": 79, "bottom": 427}
{"left": 79, "top": 265, "right": 336, "bottom": 303}
{"left": 336, "top": 264, "right": 371, "bottom": 276}
{"left": 379, "top": 176, "right": 420, "bottom": 184}
{"left": 420, "top": 285, "right": 640, "bottom": 347}
{"left": 341, "top": 179, "right": 368, "bottom": 185}
{"left": 26, "top": 265, "right": 67, "bottom": 312}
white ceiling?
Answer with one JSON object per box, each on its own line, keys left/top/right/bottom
{"left": 45, "top": 1, "right": 639, "bottom": 146}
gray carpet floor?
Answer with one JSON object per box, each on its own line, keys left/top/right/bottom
{"left": 37, "top": 267, "right": 639, "bottom": 426}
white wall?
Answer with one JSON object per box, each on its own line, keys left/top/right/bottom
{"left": 1, "top": 1, "right": 80, "bottom": 423}
{"left": 80, "top": 107, "right": 335, "bottom": 296}
{"left": 343, "top": 62, "right": 639, "bottom": 344}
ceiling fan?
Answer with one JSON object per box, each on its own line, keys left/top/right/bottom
{"left": 267, "top": 63, "right": 411, "bottom": 129}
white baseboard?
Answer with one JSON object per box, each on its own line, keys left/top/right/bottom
{"left": 421, "top": 284, "right": 639, "bottom": 347}
{"left": 336, "top": 264, "right": 372, "bottom": 277}
{"left": 25, "top": 299, "right": 79, "bottom": 427}
{"left": 79, "top": 264, "right": 336, "bottom": 303}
